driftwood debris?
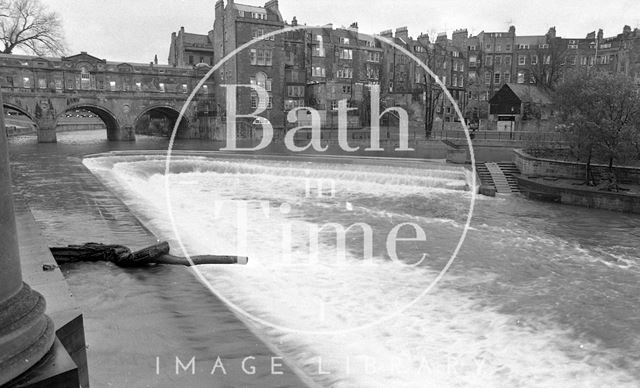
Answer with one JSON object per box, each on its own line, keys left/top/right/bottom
{"left": 49, "top": 241, "right": 248, "bottom": 267}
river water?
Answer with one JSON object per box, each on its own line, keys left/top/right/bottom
{"left": 9, "top": 130, "right": 640, "bottom": 388}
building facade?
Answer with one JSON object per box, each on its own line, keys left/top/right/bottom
{"left": 168, "top": 26, "right": 215, "bottom": 67}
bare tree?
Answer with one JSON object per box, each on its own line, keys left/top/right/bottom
{"left": 529, "top": 38, "right": 565, "bottom": 90}
{"left": 0, "top": 0, "right": 67, "bottom": 56}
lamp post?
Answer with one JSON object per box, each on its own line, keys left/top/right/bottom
{"left": 0, "top": 91, "right": 55, "bottom": 385}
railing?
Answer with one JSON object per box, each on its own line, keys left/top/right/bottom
{"left": 431, "top": 129, "right": 566, "bottom": 143}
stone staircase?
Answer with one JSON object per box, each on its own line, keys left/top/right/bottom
{"left": 497, "top": 162, "right": 521, "bottom": 193}
{"left": 483, "top": 162, "right": 521, "bottom": 193}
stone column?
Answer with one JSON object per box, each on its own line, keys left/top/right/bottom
{"left": 0, "top": 92, "right": 55, "bottom": 385}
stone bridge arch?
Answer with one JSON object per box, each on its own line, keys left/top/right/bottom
{"left": 134, "top": 105, "right": 191, "bottom": 139}
{"left": 56, "top": 104, "right": 123, "bottom": 141}
{"left": 3, "top": 103, "right": 36, "bottom": 122}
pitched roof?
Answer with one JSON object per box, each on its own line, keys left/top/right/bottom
{"left": 505, "top": 83, "right": 552, "bottom": 104}
{"left": 182, "top": 32, "right": 211, "bottom": 46}
{"left": 234, "top": 3, "right": 266, "bottom": 14}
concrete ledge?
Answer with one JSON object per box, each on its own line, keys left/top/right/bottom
{"left": 516, "top": 175, "right": 640, "bottom": 214}
{"left": 514, "top": 149, "right": 640, "bottom": 185}
{"left": 14, "top": 197, "right": 88, "bottom": 387}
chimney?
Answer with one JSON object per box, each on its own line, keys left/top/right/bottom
{"left": 624, "top": 25, "right": 631, "bottom": 35}
{"left": 508, "top": 25, "right": 516, "bottom": 34}
{"left": 597, "top": 28, "right": 603, "bottom": 41}
{"left": 380, "top": 29, "right": 393, "bottom": 38}
{"left": 349, "top": 22, "right": 358, "bottom": 31}
{"left": 292, "top": 16, "right": 298, "bottom": 26}
{"left": 395, "top": 26, "right": 409, "bottom": 40}
{"left": 546, "top": 27, "right": 556, "bottom": 39}
{"left": 154, "top": 54, "right": 158, "bottom": 65}
{"left": 215, "top": 0, "right": 224, "bottom": 9}
{"left": 265, "top": 0, "right": 278, "bottom": 11}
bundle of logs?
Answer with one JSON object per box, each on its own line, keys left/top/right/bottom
{"left": 49, "top": 241, "right": 248, "bottom": 267}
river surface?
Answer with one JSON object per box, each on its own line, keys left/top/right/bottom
{"left": 8, "top": 130, "right": 640, "bottom": 388}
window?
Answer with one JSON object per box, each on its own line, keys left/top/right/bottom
{"left": 495, "top": 56, "right": 502, "bottom": 65}
{"left": 539, "top": 44, "right": 549, "bottom": 49}
{"left": 544, "top": 55, "right": 551, "bottom": 65}
{"left": 459, "top": 77, "right": 464, "bottom": 87}
{"left": 238, "top": 10, "right": 244, "bottom": 17}
{"left": 469, "top": 45, "right": 477, "bottom": 51}
{"left": 469, "top": 55, "right": 477, "bottom": 67}
{"left": 568, "top": 56, "right": 577, "bottom": 65}
{"left": 366, "top": 64, "right": 379, "bottom": 79}
{"left": 339, "top": 49, "right": 353, "bottom": 60}
{"left": 285, "top": 99, "right": 303, "bottom": 110}
{"left": 504, "top": 72, "right": 511, "bottom": 83}
{"left": 38, "top": 78, "right": 46, "bottom": 89}
{"left": 181, "top": 84, "right": 188, "bottom": 93}
{"left": 251, "top": 12, "right": 266, "bottom": 20}
{"left": 337, "top": 68, "right": 353, "bottom": 78}
{"left": 250, "top": 49, "right": 273, "bottom": 66}
{"left": 136, "top": 82, "right": 142, "bottom": 91}
{"left": 484, "top": 72, "right": 491, "bottom": 85}
{"left": 453, "top": 76, "right": 457, "bottom": 87}
{"left": 442, "top": 61, "right": 447, "bottom": 69}
{"left": 485, "top": 43, "right": 492, "bottom": 50}
{"left": 531, "top": 55, "right": 538, "bottom": 65}
{"left": 506, "top": 44, "right": 512, "bottom": 51}
{"left": 339, "top": 37, "right": 350, "bottom": 45}
{"left": 454, "top": 62, "right": 458, "bottom": 71}
{"left": 287, "top": 85, "right": 304, "bottom": 97}
{"left": 494, "top": 72, "right": 501, "bottom": 84}
{"left": 518, "top": 44, "right": 530, "bottom": 50}
{"left": 22, "top": 76, "right": 31, "bottom": 88}
{"left": 55, "top": 79, "right": 62, "bottom": 90}
{"left": 364, "top": 40, "right": 375, "bottom": 48}
{"left": 580, "top": 56, "right": 587, "bottom": 66}
{"left": 342, "top": 85, "right": 351, "bottom": 94}
{"left": 158, "top": 82, "right": 165, "bottom": 92}
{"left": 485, "top": 56, "right": 493, "bottom": 66}
{"left": 313, "top": 36, "right": 325, "bottom": 57}
{"left": 505, "top": 56, "right": 512, "bottom": 65}
{"left": 367, "top": 51, "right": 380, "bottom": 62}
{"left": 110, "top": 81, "right": 117, "bottom": 91}
{"left": 496, "top": 44, "right": 502, "bottom": 52}
{"left": 312, "top": 66, "right": 325, "bottom": 77}
{"left": 517, "top": 71, "right": 525, "bottom": 84}
{"left": 518, "top": 55, "right": 526, "bottom": 65}
{"left": 442, "top": 75, "right": 447, "bottom": 85}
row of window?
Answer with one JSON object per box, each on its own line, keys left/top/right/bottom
{"left": 238, "top": 10, "right": 267, "bottom": 20}
{"left": 473, "top": 54, "right": 552, "bottom": 66}
{"left": 11, "top": 75, "right": 197, "bottom": 93}
{"left": 310, "top": 46, "right": 380, "bottom": 62}
{"left": 480, "top": 43, "right": 550, "bottom": 51}
{"left": 483, "top": 71, "right": 533, "bottom": 84}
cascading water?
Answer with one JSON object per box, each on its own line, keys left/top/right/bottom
{"left": 84, "top": 154, "right": 640, "bottom": 388}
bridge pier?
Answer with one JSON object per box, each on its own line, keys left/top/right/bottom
{"left": 37, "top": 125, "right": 58, "bottom": 143}
{"left": 0, "top": 95, "right": 56, "bottom": 384}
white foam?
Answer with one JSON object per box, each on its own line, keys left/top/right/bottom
{"left": 84, "top": 155, "right": 638, "bottom": 388}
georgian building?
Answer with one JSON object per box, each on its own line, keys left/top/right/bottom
{"left": 168, "top": 27, "right": 215, "bottom": 67}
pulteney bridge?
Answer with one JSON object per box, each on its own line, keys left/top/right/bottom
{"left": 0, "top": 52, "right": 217, "bottom": 142}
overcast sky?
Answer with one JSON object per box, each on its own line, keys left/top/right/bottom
{"left": 45, "top": 0, "right": 640, "bottom": 64}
